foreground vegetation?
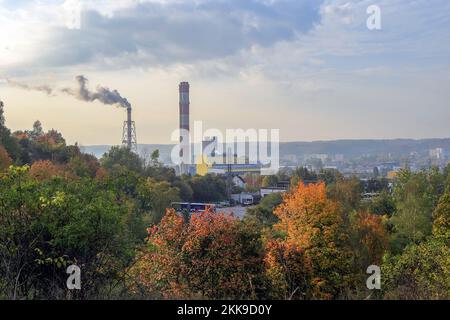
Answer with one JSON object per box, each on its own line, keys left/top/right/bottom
{"left": 0, "top": 102, "right": 448, "bottom": 299}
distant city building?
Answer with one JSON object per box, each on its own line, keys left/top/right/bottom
{"left": 231, "top": 192, "right": 254, "bottom": 205}
{"left": 429, "top": 148, "right": 444, "bottom": 160}
{"left": 276, "top": 181, "right": 290, "bottom": 189}
{"left": 305, "top": 154, "right": 328, "bottom": 162}
{"left": 261, "top": 186, "right": 288, "bottom": 197}
{"left": 195, "top": 142, "right": 263, "bottom": 176}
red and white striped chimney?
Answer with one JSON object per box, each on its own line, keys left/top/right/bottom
{"left": 179, "top": 82, "right": 190, "bottom": 170}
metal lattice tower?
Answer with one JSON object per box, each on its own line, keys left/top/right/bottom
{"left": 122, "top": 106, "right": 137, "bottom": 153}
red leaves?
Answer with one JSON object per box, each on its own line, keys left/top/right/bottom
{"left": 129, "top": 208, "right": 260, "bottom": 299}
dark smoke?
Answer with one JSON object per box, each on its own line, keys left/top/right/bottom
{"left": 62, "top": 75, "right": 131, "bottom": 108}
{"left": 5, "top": 75, "right": 130, "bottom": 109}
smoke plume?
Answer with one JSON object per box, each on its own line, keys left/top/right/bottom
{"left": 6, "top": 79, "right": 54, "bottom": 95}
{"left": 5, "top": 75, "right": 130, "bottom": 109}
{"left": 62, "top": 75, "right": 131, "bottom": 109}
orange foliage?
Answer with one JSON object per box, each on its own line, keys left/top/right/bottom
{"left": 128, "top": 209, "right": 263, "bottom": 299}
{"left": 266, "top": 182, "right": 353, "bottom": 299}
{"left": 0, "top": 145, "right": 12, "bottom": 171}
{"left": 129, "top": 209, "right": 187, "bottom": 298}
{"left": 95, "top": 167, "right": 108, "bottom": 181}
{"left": 29, "top": 160, "right": 64, "bottom": 180}
{"left": 13, "top": 132, "right": 29, "bottom": 140}
{"left": 182, "top": 211, "right": 254, "bottom": 298}
{"left": 264, "top": 239, "right": 311, "bottom": 299}
{"left": 274, "top": 182, "right": 343, "bottom": 250}
{"left": 352, "top": 211, "right": 389, "bottom": 265}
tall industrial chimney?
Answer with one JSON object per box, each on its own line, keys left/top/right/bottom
{"left": 179, "top": 82, "right": 190, "bottom": 174}
{"left": 127, "top": 106, "right": 132, "bottom": 148}
{"left": 122, "top": 106, "right": 137, "bottom": 152}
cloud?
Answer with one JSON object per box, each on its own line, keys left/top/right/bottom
{"left": 1, "top": 0, "right": 322, "bottom": 74}
{"left": 1, "top": 0, "right": 449, "bottom": 88}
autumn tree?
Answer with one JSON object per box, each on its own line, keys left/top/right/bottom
{"left": 264, "top": 239, "right": 311, "bottom": 299}
{"left": 128, "top": 209, "right": 187, "bottom": 298}
{"left": 266, "top": 182, "right": 354, "bottom": 299}
{"left": 351, "top": 211, "right": 389, "bottom": 287}
{"left": 0, "top": 145, "right": 12, "bottom": 171}
{"left": 128, "top": 209, "right": 265, "bottom": 299}
{"left": 29, "top": 160, "right": 63, "bottom": 180}
{"left": 182, "top": 211, "right": 263, "bottom": 299}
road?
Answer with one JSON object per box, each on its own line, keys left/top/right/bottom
{"left": 219, "top": 206, "right": 254, "bottom": 219}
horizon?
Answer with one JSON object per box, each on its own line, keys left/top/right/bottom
{"left": 81, "top": 137, "right": 450, "bottom": 147}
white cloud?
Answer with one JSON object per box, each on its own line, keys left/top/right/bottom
{"left": 0, "top": 0, "right": 321, "bottom": 75}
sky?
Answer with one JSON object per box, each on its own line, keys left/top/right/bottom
{"left": 0, "top": 0, "right": 449, "bottom": 145}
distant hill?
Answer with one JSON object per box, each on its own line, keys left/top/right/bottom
{"left": 81, "top": 139, "right": 450, "bottom": 164}
{"left": 80, "top": 144, "right": 175, "bottom": 164}
{"left": 280, "top": 139, "right": 450, "bottom": 158}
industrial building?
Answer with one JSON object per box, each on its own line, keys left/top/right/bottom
{"left": 175, "top": 82, "right": 262, "bottom": 177}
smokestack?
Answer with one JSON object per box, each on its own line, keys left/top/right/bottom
{"left": 122, "top": 106, "right": 137, "bottom": 152}
{"left": 179, "top": 82, "right": 190, "bottom": 173}
{"left": 179, "top": 82, "right": 190, "bottom": 133}
{"left": 127, "top": 106, "right": 132, "bottom": 149}
{"left": 5, "top": 75, "right": 138, "bottom": 151}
